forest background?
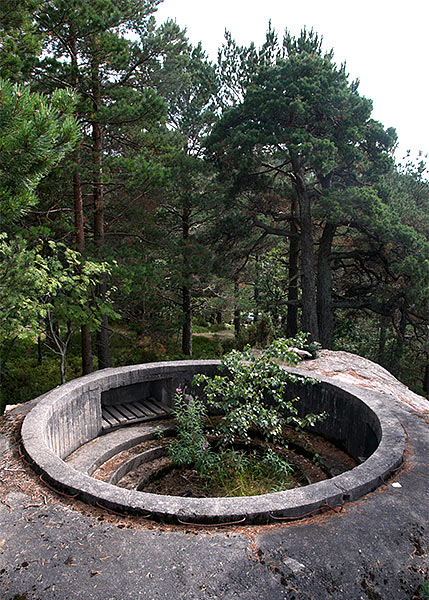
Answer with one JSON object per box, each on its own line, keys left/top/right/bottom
{"left": 0, "top": 0, "right": 428, "bottom": 411}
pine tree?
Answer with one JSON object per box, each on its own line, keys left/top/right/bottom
{"left": 207, "top": 28, "right": 396, "bottom": 344}
{"left": 0, "top": 79, "right": 80, "bottom": 388}
{"left": 151, "top": 32, "right": 220, "bottom": 355}
{"left": 33, "top": 0, "right": 166, "bottom": 369}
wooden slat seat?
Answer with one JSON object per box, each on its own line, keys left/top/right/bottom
{"left": 101, "top": 398, "right": 171, "bottom": 431}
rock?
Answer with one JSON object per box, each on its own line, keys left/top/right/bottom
{"left": 0, "top": 435, "right": 9, "bottom": 454}
{"left": 298, "top": 350, "right": 428, "bottom": 414}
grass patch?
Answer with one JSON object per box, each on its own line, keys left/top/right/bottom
{"left": 417, "top": 578, "right": 429, "bottom": 600}
{"left": 206, "top": 448, "right": 301, "bottom": 497}
{"left": 193, "top": 323, "right": 232, "bottom": 334}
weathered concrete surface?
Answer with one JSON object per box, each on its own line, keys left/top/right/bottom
{"left": 299, "top": 349, "right": 428, "bottom": 414}
{"left": 20, "top": 361, "right": 406, "bottom": 523}
{"left": 66, "top": 423, "right": 174, "bottom": 475}
{"left": 0, "top": 353, "right": 428, "bottom": 599}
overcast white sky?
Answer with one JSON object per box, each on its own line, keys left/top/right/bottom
{"left": 155, "top": 0, "right": 428, "bottom": 164}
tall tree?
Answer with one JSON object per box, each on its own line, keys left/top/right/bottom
{"left": 152, "top": 32, "right": 220, "bottom": 355}
{"left": 329, "top": 159, "right": 428, "bottom": 388}
{"left": 0, "top": 79, "right": 80, "bottom": 388}
{"left": 207, "top": 29, "right": 396, "bottom": 343}
{"left": 0, "top": 0, "right": 42, "bottom": 81}
{"left": 33, "top": 0, "right": 166, "bottom": 369}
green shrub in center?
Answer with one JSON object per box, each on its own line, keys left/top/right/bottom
{"left": 168, "top": 336, "right": 325, "bottom": 496}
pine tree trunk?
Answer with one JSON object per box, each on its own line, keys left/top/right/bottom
{"left": 71, "top": 35, "right": 93, "bottom": 374}
{"left": 234, "top": 279, "right": 241, "bottom": 336}
{"left": 37, "top": 334, "right": 43, "bottom": 365}
{"left": 423, "top": 364, "right": 428, "bottom": 398}
{"left": 295, "top": 170, "right": 319, "bottom": 341}
{"left": 92, "top": 54, "right": 111, "bottom": 369}
{"left": 81, "top": 325, "right": 93, "bottom": 374}
{"left": 59, "top": 353, "right": 66, "bottom": 386}
{"left": 181, "top": 206, "right": 192, "bottom": 356}
{"left": 253, "top": 255, "right": 260, "bottom": 322}
{"left": 377, "top": 315, "right": 389, "bottom": 365}
{"left": 73, "top": 153, "right": 93, "bottom": 374}
{"left": 390, "top": 307, "right": 407, "bottom": 373}
{"left": 182, "top": 286, "right": 192, "bottom": 356}
{"left": 317, "top": 223, "right": 336, "bottom": 348}
{"left": 96, "top": 299, "right": 111, "bottom": 369}
{"left": 286, "top": 203, "right": 299, "bottom": 337}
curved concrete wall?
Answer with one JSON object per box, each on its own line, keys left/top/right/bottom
{"left": 21, "top": 361, "right": 405, "bottom": 524}
{"left": 32, "top": 361, "right": 219, "bottom": 460}
{"left": 282, "top": 376, "right": 381, "bottom": 461}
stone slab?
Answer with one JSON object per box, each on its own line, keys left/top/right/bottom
{"left": 66, "top": 423, "right": 174, "bottom": 475}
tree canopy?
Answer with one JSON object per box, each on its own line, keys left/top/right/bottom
{"left": 0, "top": 8, "right": 427, "bottom": 407}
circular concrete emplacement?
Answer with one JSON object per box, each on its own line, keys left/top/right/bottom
{"left": 21, "top": 360, "right": 405, "bottom": 525}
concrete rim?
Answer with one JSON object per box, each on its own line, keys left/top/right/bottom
{"left": 21, "top": 361, "right": 405, "bottom": 525}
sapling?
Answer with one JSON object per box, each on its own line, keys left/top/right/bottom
{"left": 168, "top": 337, "right": 325, "bottom": 495}
{"left": 193, "top": 336, "right": 323, "bottom": 447}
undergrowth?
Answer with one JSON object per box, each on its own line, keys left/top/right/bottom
{"left": 0, "top": 329, "right": 235, "bottom": 412}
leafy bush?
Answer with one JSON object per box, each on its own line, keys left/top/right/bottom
{"left": 210, "top": 323, "right": 231, "bottom": 333}
{"left": 114, "top": 344, "right": 162, "bottom": 366}
{"left": 191, "top": 336, "right": 224, "bottom": 358}
{"left": 168, "top": 388, "right": 215, "bottom": 475}
{"left": 304, "top": 341, "right": 322, "bottom": 359}
{"left": 236, "top": 313, "right": 276, "bottom": 349}
{"left": 0, "top": 352, "right": 82, "bottom": 412}
{"left": 168, "top": 388, "right": 298, "bottom": 496}
{"left": 193, "top": 336, "right": 323, "bottom": 446}
{"left": 168, "top": 337, "right": 325, "bottom": 495}
{"left": 219, "top": 337, "right": 237, "bottom": 354}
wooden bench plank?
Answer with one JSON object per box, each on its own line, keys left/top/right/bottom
{"left": 102, "top": 418, "right": 112, "bottom": 430}
{"left": 123, "top": 402, "right": 146, "bottom": 419}
{"left": 101, "top": 398, "right": 172, "bottom": 431}
{"left": 114, "top": 404, "right": 137, "bottom": 420}
{"left": 148, "top": 398, "right": 172, "bottom": 413}
{"left": 102, "top": 407, "right": 121, "bottom": 426}
{"left": 131, "top": 401, "right": 154, "bottom": 417}
{"left": 144, "top": 398, "right": 167, "bottom": 415}
{"left": 105, "top": 405, "right": 128, "bottom": 424}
